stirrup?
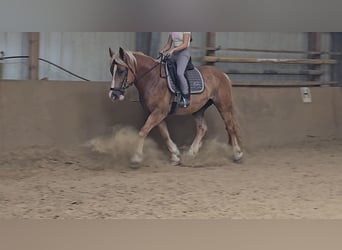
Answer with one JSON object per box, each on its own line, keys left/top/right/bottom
{"left": 179, "top": 96, "right": 190, "bottom": 108}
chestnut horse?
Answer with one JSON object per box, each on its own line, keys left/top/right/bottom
{"left": 108, "top": 47, "right": 243, "bottom": 166}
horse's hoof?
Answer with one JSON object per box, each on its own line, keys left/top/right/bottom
{"left": 171, "top": 154, "right": 180, "bottom": 163}
{"left": 233, "top": 151, "right": 243, "bottom": 163}
{"left": 170, "top": 161, "right": 181, "bottom": 166}
{"left": 187, "top": 152, "right": 195, "bottom": 158}
{"left": 129, "top": 162, "right": 141, "bottom": 169}
{"left": 170, "top": 155, "right": 181, "bottom": 166}
{"left": 131, "top": 153, "right": 143, "bottom": 164}
{"left": 186, "top": 149, "right": 197, "bottom": 158}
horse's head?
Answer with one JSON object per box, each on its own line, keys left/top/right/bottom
{"left": 108, "top": 47, "right": 137, "bottom": 101}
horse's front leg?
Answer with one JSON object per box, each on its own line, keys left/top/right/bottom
{"left": 131, "top": 110, "right": 167, "bottom": 166}
{"left": 157, "top": 121, "right": 181, "bottom": 165}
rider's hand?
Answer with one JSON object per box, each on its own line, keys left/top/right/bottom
{"left": 167, "top": 49, "right": 175, "bottom": 56}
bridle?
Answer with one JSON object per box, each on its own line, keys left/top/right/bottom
{"left": 109, "top": 59, "right": 136, "bottom": 96}
{"left": 110, "top": 54, "right": 165, "bottom": 96}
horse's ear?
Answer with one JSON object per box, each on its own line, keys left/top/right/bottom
{"left": 119, "top": 47, "right": 125, "bottom": 60}
{"left": 109, "top": 47, "right": 113, "bottom": 58}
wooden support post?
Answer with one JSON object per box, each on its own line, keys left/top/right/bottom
{"left": 0, "top": 51, "right": 4, "bottom": 79}
{"left": 206, "top": 32, "right": 216, "bottom": 66}
{"left": 331, "top": 32, "right": 342, "bottom": 85}
{"left": 308, "top": 32, "right": 321, "bottom": 81}
{"left": 29, "top": 32, "right": 40, "bottom": 80}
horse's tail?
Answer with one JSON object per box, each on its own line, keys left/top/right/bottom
{"left": 225, "top": 73, "right": 243, "bottom": 146}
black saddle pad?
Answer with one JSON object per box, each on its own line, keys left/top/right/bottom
{"left": 165, "top": 64, "right": 205, "bottom": 94}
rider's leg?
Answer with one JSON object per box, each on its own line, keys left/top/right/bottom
{"left": 174, "top": 49, "right": 190, "bottom": 107}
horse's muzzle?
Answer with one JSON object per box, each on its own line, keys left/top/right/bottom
{"left": 109, "top": 90, "right": 125, "bottom": 101}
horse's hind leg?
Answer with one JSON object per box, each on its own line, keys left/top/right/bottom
{"left": 188, "top": 108, "right": 208, "bottom": 157}
{"left": 157, "top": 121, "right": 181, "bottom": 164}
{"left": 214, "top": 102, "right": 243, "bottom": 162}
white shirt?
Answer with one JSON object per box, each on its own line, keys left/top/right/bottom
{"left": 170, "top": 32, "right": 191, "bottom": 47}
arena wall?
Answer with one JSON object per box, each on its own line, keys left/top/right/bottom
{"left": 1, "top": 80, "right": 341, "bottom": 151}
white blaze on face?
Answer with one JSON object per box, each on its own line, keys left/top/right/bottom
{"left": 108, "top": 64, "right": 117, "bottom": 99}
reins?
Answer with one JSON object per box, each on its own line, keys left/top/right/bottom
{"left": 134, "top": 53, "right": 169, "bottom": 82}
{"left": 110, "top": 53, "right": 168, "bottom": 95}
{"left": 135, "top": 61, "right": 160, "bottom": 82}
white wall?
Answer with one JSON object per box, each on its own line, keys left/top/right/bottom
{"left": 0, "top": 32, "right": 332, "bottom": 82}
{"left": 39, "top": 32, "right": 136, "bottom": 81}
{"left": 0, "top": 32, "right": 29, "bottom": 80}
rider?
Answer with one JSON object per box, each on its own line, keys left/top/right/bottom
{"left": 159, "top": 32, "right": 192, "bottom": 108}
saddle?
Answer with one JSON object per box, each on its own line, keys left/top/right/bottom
{"left": 165, "top": 57, "right": 205, "bottom": 95}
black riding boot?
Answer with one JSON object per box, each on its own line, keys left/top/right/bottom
{"left": 179, "top": 93, "right": 190, "bottom": 108}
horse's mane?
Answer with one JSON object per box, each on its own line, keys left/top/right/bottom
{"left": 113, "top": 50, "right": 159, "bottom": 67}
{"left": 131, "top": 51, "right": 159, "bottom": 62}
{"left": 113, "top": 50, "right": 136, "bottom": 67}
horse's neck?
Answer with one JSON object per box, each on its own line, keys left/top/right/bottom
{"left": 135, "top": 53, "right": 158, "bottom": 74}
{"left": 132, "top": 54, "right": 167, "bottom": 103}
{"left": 134, "top": 53, "right": 161, "bottom": 88}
